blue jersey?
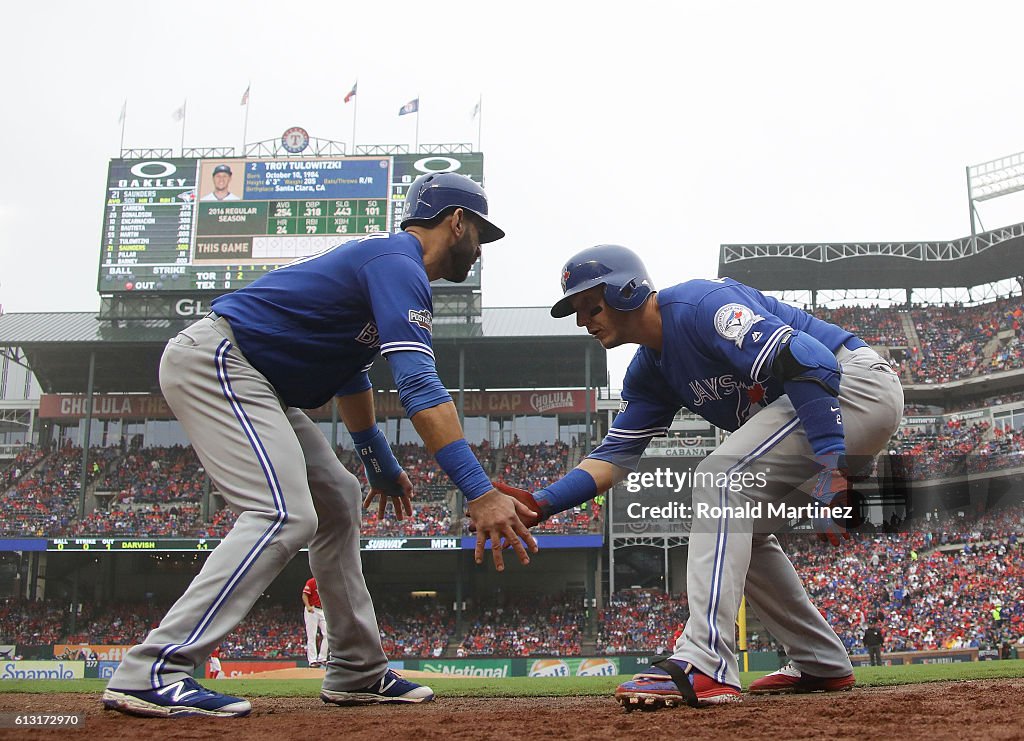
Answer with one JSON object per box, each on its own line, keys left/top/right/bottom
{"left": 211, "top": 232, "right": 440, "bottom": 409}
{"left": 589, "top": 278, "right": 864, "bottom": 470}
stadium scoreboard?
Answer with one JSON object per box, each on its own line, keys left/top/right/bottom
{"left": 98, "top": 153, "right": 484, "bottom": 293}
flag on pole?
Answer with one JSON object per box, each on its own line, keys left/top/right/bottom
{"left": 344, "top": 81, "right": 357, "bottom": 104}
{"left": 398, "top": 98, "right": 419, "bottom": 116}
{"left": 172, "top": 102, "right": 186, "bottom": 121}
{"left": 240, "top": 85, "right": 250, "bottom": 106}
{"left": 118, "top": 99, "right": 127, "bottom": 124}
{"left": 471, "top": 98, "right": 480, "bottom": 119}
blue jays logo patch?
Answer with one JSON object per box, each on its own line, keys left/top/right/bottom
{"left": 713, "top": 303, "right": 764, "bottom": 349}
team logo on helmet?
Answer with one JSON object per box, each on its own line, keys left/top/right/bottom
{"left": 713, "top": 303, "right": 764, "bottom": 349}
{"left": 561, "top": 267, "right": 571, "bottom": 292}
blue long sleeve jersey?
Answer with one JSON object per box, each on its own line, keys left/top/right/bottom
{"left": 210, "top": 231, "right": 451, "bottom": 413}
{"left": 589, "top": 278, "right": 866, "bottom": 471}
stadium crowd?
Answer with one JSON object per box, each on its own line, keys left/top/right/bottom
{"left": 0, "top": 440, "right": 598, "bottom": 539}
{"left": 783, "top": 506, "right": 1024, "bottom": 654}
{"left": 596, "top": 588, "right": 690, "bottom": 655}
{"left": 4, "top": 503, "right": 1023, "bottom": 660}
{"left": 457, "top": 593, "right": 584, "bottom": 657}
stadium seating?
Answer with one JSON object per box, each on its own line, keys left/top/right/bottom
{"left": 4, "top": 504, "right": 1021, "bottom": 657}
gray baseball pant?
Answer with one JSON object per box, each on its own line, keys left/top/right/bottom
{"left": 673, "top": 346, "right": 904, "bottom": 688}
{"left": 108, "top": 315, "right": 387, "bottom": 692}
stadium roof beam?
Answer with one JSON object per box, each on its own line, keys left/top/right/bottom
{"left": 0, "top": 309, "right": 606, "bottom": 396}
{"left": 119, "top": 148, "right": 173, "bottom": 159}
{"left": 183, "top": 147, "right": 237, "bottom": 158}
{"left": 244, "top": 137, "right": 347, "bottom": 157}
{"left": 719, "top": 221, "right": 1024, "bottom": 292}
{"left": 773, "top": 280, "right": 1022, "bottom": 308}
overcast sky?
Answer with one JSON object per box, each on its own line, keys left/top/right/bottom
{"left": 3, "top": 0, "right": 1024, "bottom": 385}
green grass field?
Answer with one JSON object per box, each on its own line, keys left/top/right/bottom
{"left": 2, "top": 660, "right": 1024, "bottom": 697}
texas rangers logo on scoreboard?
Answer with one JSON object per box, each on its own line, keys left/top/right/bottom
{"left": 281, "top": 127, "right": 310, "bottom": 154}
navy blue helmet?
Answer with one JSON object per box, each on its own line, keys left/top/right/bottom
{"left": 400, "top": 172, "right": 504, "bottom": 243}
{"left": 551, "top": 245, "right": 654, "bottom": 318}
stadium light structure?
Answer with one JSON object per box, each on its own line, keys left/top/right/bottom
{"left": 967, "top": 150, "right": 1024, "bottom": 244}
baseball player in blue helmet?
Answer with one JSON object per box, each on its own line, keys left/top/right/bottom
{"left": 102, "top": 172, "right": 537, "bottom": 718}
{"left": 498, "top": 244, "right": 903, "bottom": 709}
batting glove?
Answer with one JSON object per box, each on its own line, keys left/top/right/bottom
{"left": 810, "top": 453, "right": 853, "bottom": 546}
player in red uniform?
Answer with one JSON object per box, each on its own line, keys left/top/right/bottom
{"left": 303, "top": 577, "right": 329, "bottom": 667}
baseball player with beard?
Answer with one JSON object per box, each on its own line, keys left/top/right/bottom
{"left": 102, "top": 172, "right": 537, "bottom": 718}
{"left": 497, "top": 245, "right": 903, "bottom": 710}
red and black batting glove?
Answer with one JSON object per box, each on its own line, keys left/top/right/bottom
{"left": 493, "top": 481, "right": 548, "bottom": 529}
{"left": 810, "top": 454, "right": 853, "bottom": 547}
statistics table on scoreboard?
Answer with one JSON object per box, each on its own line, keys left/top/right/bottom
{"left": 194, "top": 158, "right": 390, "bottom": 262}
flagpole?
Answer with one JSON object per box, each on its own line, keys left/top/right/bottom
{"left": 241, "top": 82, "right": 251, "bottom": 156}
{"left": 351, "top": 90, "right": 358, "bottom": 154}
{"left": 119, "top": 99, "right": 127, "bottom": 153}
{"left": 476, "top": 95, "right": 483, "bottom": 151}
{"left": 414, "top": 94, "right": 420, "bottom": 152}
{"left": 180, "top": 99, "right": 187, "bottom": 155}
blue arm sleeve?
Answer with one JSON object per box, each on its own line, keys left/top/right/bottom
{"left": 776, "top": 331, "right": 845, "bottom": 455}
{"left": 387, "top": 350, "right": 453, "bottom": 418}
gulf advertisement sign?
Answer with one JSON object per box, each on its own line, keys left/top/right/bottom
{"left": 218, "top": 660, "right": 297, "bottom": 678}
{"left": 528, "top": 657, "right": 619, "bottom": 677}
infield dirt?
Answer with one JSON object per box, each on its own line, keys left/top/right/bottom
{"left": 1, "top": 679, "right": 1021, "bottom": 740}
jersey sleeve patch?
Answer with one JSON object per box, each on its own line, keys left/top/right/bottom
{"left": 713, "top": 303, "right": 764, "bottom": 348}
{"left": 408, "top": 309, "right": 433, "bottom": 333}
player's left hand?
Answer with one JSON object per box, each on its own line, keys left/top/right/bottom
{"left": 814, "top": 512, "right": 852, "bottom": 546}
{"left": 362, "top": 471, "right": 414, "bottom": 520}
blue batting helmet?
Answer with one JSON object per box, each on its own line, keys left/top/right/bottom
{"left": 551, "top": 245, "right": 654, "bottom": 318}
{"left": 400, "top": 172, "right": 505, "bottom": 243}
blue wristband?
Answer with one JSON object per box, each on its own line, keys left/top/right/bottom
{"left": 534, "top": 468, "right": 598, "bottom": 517}
{"left": 434, "top": 439, "right": 492, "bottom": 501}
{"left": 351, "top": 426, "right": 403, "bottom": 491}
{"left": 793, "top": 396, "right": 845, "bottom": 456}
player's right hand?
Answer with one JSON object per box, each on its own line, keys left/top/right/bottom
{"left": 468, "top": 489, "right": 539, "bottom": 571}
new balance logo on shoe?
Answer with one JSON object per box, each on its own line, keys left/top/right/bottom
{"left": 154, "top": 680, "right": 200, "bottom": 703}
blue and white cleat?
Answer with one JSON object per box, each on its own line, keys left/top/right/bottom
{"left": 320, "top": 669, "right": 435, "bottom": 705}
{"left": 102, "top": 677, "right": 252, "bottom": 718}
